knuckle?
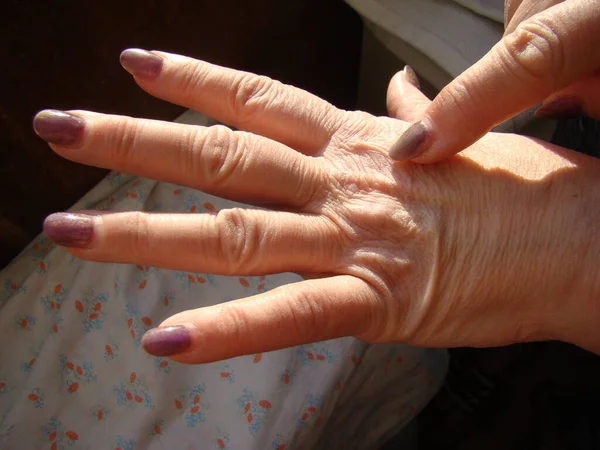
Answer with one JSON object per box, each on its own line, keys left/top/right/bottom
{"left": 124, "top": 211, "right": 152, "bottom": 261}
{"left": 176, "top": 61, "right": 208, "bottom": 102}
{"left": 283, "top": 283, "right": 325, "bottom": 343}
{"left": 214, "top": 208, "right": 261, "bottom": 273}
{"left": 106, "top": 117, "right": 140, "bottom": 166}
{"left": 193, "top": 125, "right": 246, "bottom": 188}
{"left": 231, "top": 73, "right": 281, "bottom": 125}
{"left": 297, "top": 161, "right": 327, "bottom": 209}
{"left": 500, "top": 16, "right": 565, "bottom": 82}
{"left": 221, "top": 304, "right": 253, "bottom": 348}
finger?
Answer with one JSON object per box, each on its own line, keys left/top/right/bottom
{"left": 535, "top": 73, "right": 600, "bottom": 120}
{"left": 119, "top": 49, "right": 345, "bottom": 154}
{"left": 389, "top": 1, "right": 600, "bottom": 163}
{"left": 140, "top": 275, "right": 380, "bottom": 363}
{"left": 504, "top": 0, "right": 563, "bottom": 35}
{"left": 386, "top": 66, "right": 431, "bottom": 122}
{"left": 504, "top": 0, "right": 521, "bottom": 28}
{"left": 43, "top": 210, "right": 341, "bottom": 275}
{"left": 33, "top": 110, "right": 322, "bottom": 207}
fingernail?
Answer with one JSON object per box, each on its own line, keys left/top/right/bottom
{"left": 402, "top": 65, "right": 420, "bottom": 89}
{"left": 389, "top": 121, "right": 430, "bottom": 161}
{"left": 33, "top": 110, "right": 85, "bottom": 147}
{"left": 142, "top": 326, "right": 192, "bottom": 357}
{"left": 534, "top": 96, "right": 583, "bottom": 120}
{"left": 43, "top": 213, "right": 94, "bottom": 248}
{"left": 120, "top": 49, "right": 163, "bottom": 79}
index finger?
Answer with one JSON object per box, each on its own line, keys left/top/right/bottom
{"left": 389, "top": 0, "right": 600, "bottom": 163}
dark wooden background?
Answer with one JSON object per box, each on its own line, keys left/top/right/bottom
{"left": 0, "top": 0, "right": 363, "bottom": 268}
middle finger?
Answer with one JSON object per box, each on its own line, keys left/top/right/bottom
{"left": 44, "top": 209, "right": 341, "bottom": 275}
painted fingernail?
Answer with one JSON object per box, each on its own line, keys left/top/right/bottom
{"left": 43, "top": 213, "right": 94, "bottom": 248}
{"left": 142, "top": 326, "right": 192, "bottom": 357}
{"left": 402, "top": 65, "right": 420, "bottom": 89}
{"left": 120, "top": 49, "right": 163, "bottom": 79}
{"left": 534, "top": 96, "right": 583, "bottom": 120}
{"left": 33, "top": 110, "right": 85, "bottom": 147}
{"left": 389, "top": 121, "right": 430, "bottom": 161}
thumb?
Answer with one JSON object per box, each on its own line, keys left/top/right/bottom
{"left": 386, "top": 66, "right": 431, "bottom": 122}
{"left": 388, "top": 1, "right": 600, "bottom": 163}
{"left": 535, "top": 73, "right": 600, "bottom": 121}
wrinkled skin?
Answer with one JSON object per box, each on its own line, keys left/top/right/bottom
{"left": 36, "top": 51, "right": 600, "bottom": 364}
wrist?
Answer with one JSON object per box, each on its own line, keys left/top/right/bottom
{"left": 512, "top": 140, "right": 600, "bottom": 353}
{"left": 548, "top": 161, "right": 600, "bottom": 354}
{"left": 457, "top": 134, "right": 600, "bottom": 351}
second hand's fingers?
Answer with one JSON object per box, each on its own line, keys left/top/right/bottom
{"left": 141, "top": 275, "right": 381, "bottom": 364}
{"left": 504, "top": 0, "right": 562, "bottom": 35}
{"left": 43, "top": 210, "right": 341, "bottom": 275}
{"left": 389, "top": 0, "right": 600, "bottom": 163}
{"left": 386, "top": 66, "right": 431, "bottom": 122}
{"left": 33, "top": 110, "right": 322, "bottom": 207}
{"left": 536, "top": 73, "right": 600, "bottom": 120}
{"left": 119, "top": 49, "right": 345, "bottom": 154}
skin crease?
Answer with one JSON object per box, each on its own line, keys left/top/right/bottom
{"left": 35, "top": 51, "right": 600, "bottom": 365}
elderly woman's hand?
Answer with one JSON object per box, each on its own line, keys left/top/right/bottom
{"left": 34, "top": 50, "right": 600, "bottom": 364}
{"left": 388, "top": 0, "right": 600, "bottom": 163}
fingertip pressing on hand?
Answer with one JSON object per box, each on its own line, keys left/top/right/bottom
{"left": 388, "top": 1, "right": 600, "bottom": 163}
{"left": 388, "top": 120, "right": 431, "bottom": 162}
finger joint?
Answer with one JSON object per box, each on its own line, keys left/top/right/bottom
{"left": 176, "top": 61, "right": 209, "bottom": 103}
{"left": 215, "top": 208, "right": 262, "bottom": 273}
{"left": 124, "top": 211, "right": 152, "bottom": 261}
{"left": 501, "top": 16, "right": 565, "bottom": 85}
{"left": 283, "top": 283, "right": 326, "bottom": 344}
{"left": 106, "top": 117, "right": 141, "bottom": 168}
{"left": 192, "top": 125, "right": 246, "bottom": 189}
{"left": 231, "top": 73, "right": 281, "bottom": 127}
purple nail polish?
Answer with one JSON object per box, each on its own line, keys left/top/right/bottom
{"left": 33, "top": 110, "right": 85, "bottom": 147}
{"left": 534, "top": 96, "right": 584, "bottom": 120}
{"left": 120, "top": 49, "right": 163, "bottom": 79}
{"left": 43, "top": 213, "right": 94, "bottom": 248}
{"left": 402, "top": 65, "right": 420, "bottom": 89}
{"left": 142, "top": 326, "right": 192, "bottom": 357}
{"left": 389, "top": 121, "right": 430, "bottom": 161}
